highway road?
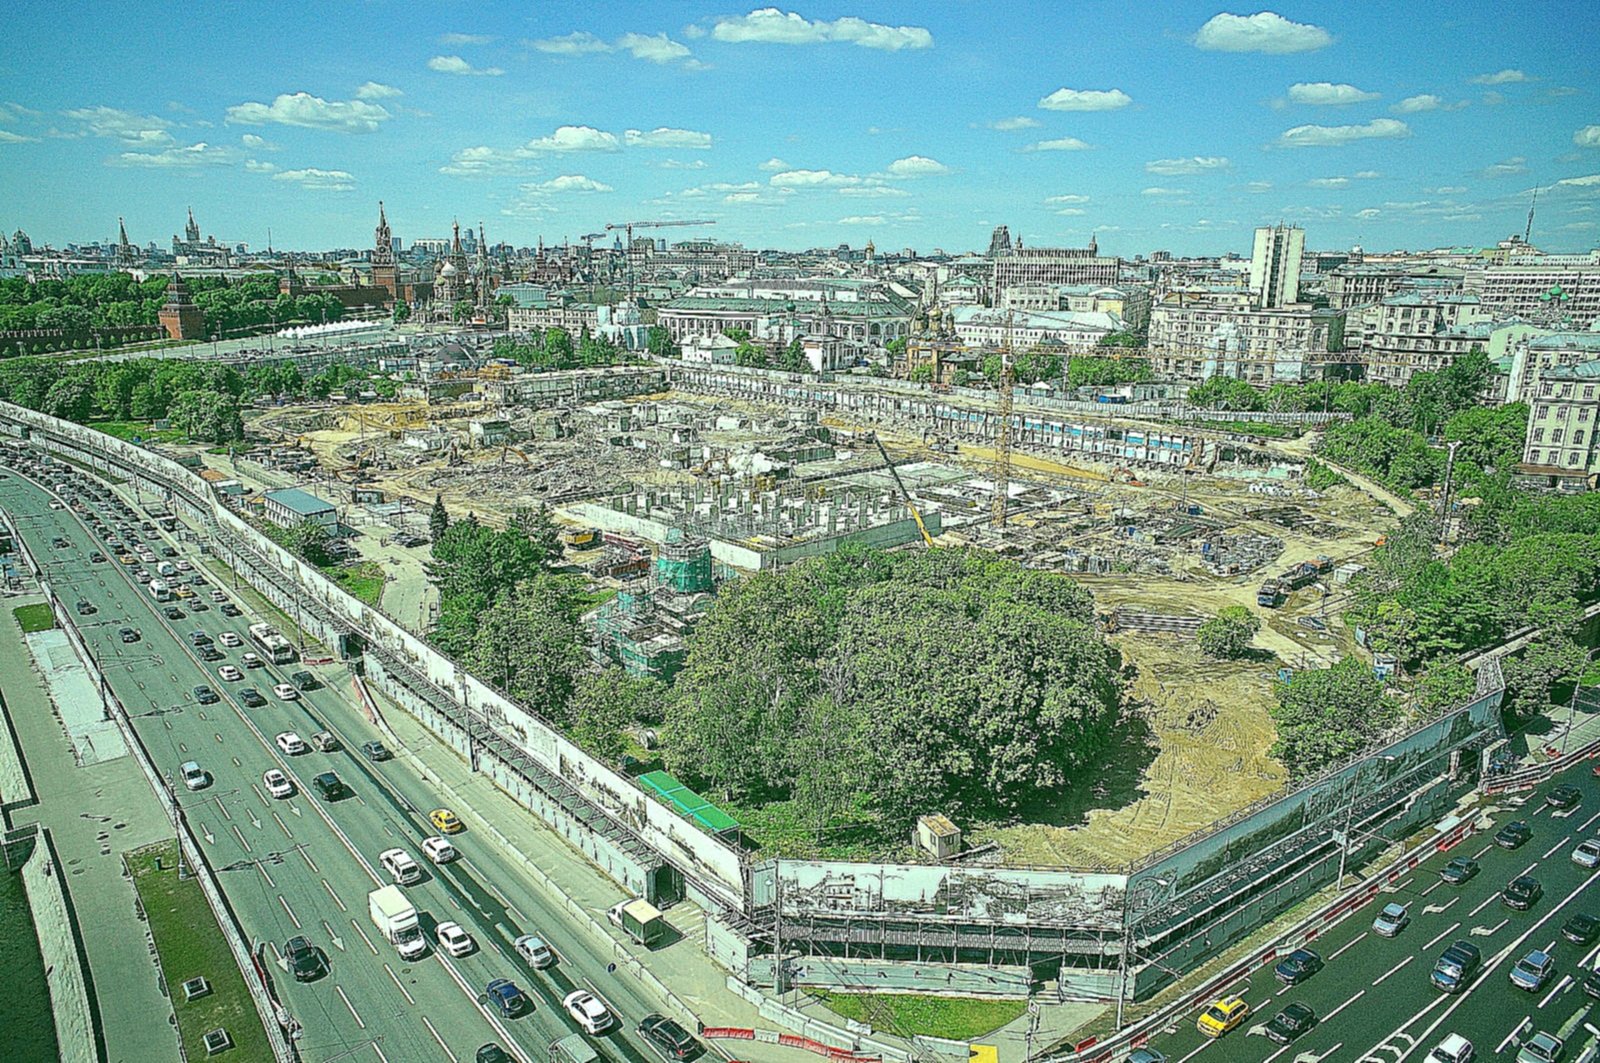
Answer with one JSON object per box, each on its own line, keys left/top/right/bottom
{"left": 0, "top": 453, "right": 695, "bottom": 1063}
{"left": 1145, "top": 768, "right": 1600, "bottom": 1063}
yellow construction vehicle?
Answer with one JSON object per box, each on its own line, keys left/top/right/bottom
{"left": 870, "top": 434, "right": 934, "bottom": 548}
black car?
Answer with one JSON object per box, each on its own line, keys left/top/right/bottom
{"left": 1441, "top": 857, "right": 1480, "bottom": 884}
{"left": 164, "top": 607, "right": 185, "bottom": 621}
{"left": 189, "top": 631, "right": 213, "bottom": 646}
{"left": 1431, "top": 940, "right": 1482, "bottom": 993}
{"left": 119, "top": 627, "right": 140, "bottom": 643}
{"left": 1585, "top": 968, "right": 1600, "bottom": 999}
{"left": 89, "top": 551, "right": 105, "bottom": 563}
{"left": 361, "top": 740, "right": 392, "bottom": 762}
{"left": 291, "top": 670, "right": 318, "bottom": 691}
{"left": 1264, "top": 1002, "right": 1317, "bottom": 1046}
{"left": 193, "top": 685, "right": 219, "bottom": 705}
{"left": 75, "top": 599, "right": 95, "bottom": 615}
{"left": 311, "top": 772, "right": 347, "bottom": 800}
{"left": 1549, "top": 786, "right": 1583, "bottom": 811}
{"left": 284, "top": 936, "right": 327, "bottom": 982}
{"left": 221, "top": 603, "right": 242, "bottom": 617}
{"left": 198, "top": 646, "right": 224, "bottom": 662}
{"left": 1274, "top": 948, "right": 1324, "bottom": 986}
{"left": 160, "top": 546, "right": 177, "bottom": 557}
{"left": 475, "top": 1046, "right": 511, "bottom": 1063}
{"left": 1564, "top": 913, "right": 1600, "bottom": 945}
{"left": 639, "top": 1014, "right": 702, "bottom": 1060}
{"left": 239, "top": 687, "right": 267, "bottom": 708}
{"left": 1496, "top": 821, "right": 1533, "bottom": 849}
{"left": 1505, "top": 875, "right": 1544, "bottom": 910}
{"left": 190, "top": 601, "right": 209, "bottom": 612}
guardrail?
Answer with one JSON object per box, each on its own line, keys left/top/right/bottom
{"left": 1481, "top": 735, "right": 1600, "bottom": 796}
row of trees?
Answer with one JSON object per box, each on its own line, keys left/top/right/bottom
{"left": 493, "top": 326, "right": 636, "bottom": 372}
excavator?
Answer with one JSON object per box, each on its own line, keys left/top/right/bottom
{"left": 869, "top": 433, "right": 934, "bottom": 548}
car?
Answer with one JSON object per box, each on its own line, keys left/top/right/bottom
{"left": 1518, "top": 1032, "right": 1565, "bottom": 1063}
{"left": 1432, "top": 941, "right": 1482, "bottom": 993}
{"left": 119, "top": 627, "right": 141, "bottom": 643}
{"left": 89, "top": 551, "right": 105, "bottom": 564}
{"left": 1585, "top": 968, "right": 1600, "bottom": 999}
{"left": 241, "top": 652, "right": 263, "bottom": 668}
{"left": 174, "top": 586, "right": 193, "bottom": 600}
{"left": 429, "top": 808, "right": 464, "bottom": 835}
{"left": 563, "top": 989, "right": 613, "bottom": 1034}
{"left": 1548, "top": 785, "right": 1583, "bottom": 810}
{"left": 1274, "top": 948, "right": 1323, "bottom": 986}
{"left": 361, "top": 740, "right": 392, "bottom": 762}
{"left": 379, "top": 848, "right": 423, "bottom": 885}
{"left": 192, "top": 685, "right": 219, "bottom": 705}
{"left": 198, "top": 646, "right": 223, "bottom": 662}
{"left": 1441, "top": 857, "right": 1480, "bottom": 884}
{"left": 1196, "top": 996, "right": 1250, "bottom": 1038}
{"left": 164, "top": 607, "right": 184, "bottom": 621}
{"left": 1574, "top": 839, "right": 1600, "bottom": 869}
{"left": 218, "top": 665, "right": 243, "bottom": 682}
{"left": 221, "top": 603, "right": 242, "bottom": 617}
{"left": 422, "top": 836, "right": 458, "bottom": 865}
{"left": 190, "top": 601, "right": 209, "bottom": 612}
{"left": 1373, "top": 902, "right": 1411, "bottom": 937}
{"left": 310, "top": 731, "right": 339, "bottom": 752}
{"left": 1126, "top": 1053, "right": 1165, "bottom": 1063}
{"left": 476, "top": 1046, "right": 512, "bottom": 1063}
{"left": 1429, "top": 1035, "right": 1475, "bottom": 1063}
{"left": 75, "top": 599, "right": 95, "bottom": 615}
{"left": 311, "top": 772, "right": 346, "bottom": 800}
{"left": 239, "top": 687, "right": 266, "bottom": 708}
{"left": 272, "top": 684, "right": 299, "bottom": 701}
{"left": 1511, "top": 950, "right": 1555, "bottom": 991}
{"left": 1496, "top": 821, "right": 1533, "bottom": 850}
{"left": 284, "top": 936, "right": 326, "bottom": 982}
{"left": 160, "top": 546, "right": 177, "bottom": 557}
{"left": 275, "top": 731, "right": 307, "bottom": 755}
{"left": 1505, "top": 876, "right": 1544, "bottom": 910}
{"left": 639, "top": 1014, "right": 701, "bottom": 1060}
{"left": 485, "top": 979, "right": 530, "bottom": 1019}
{"left": 1264, "top": 1002, "right": 1317, "bottom": 1046}
{"left": 1563, "top": 913, "right": 1600, "bottom": 944}
{"left": 436, "top": 921, "right": 475, "bottom": 957}
{"left": 513, "top": 934, "right": 555, "bottom": 969}
{"left": 291, "top": 670, "right": 317, "bottom": 690}
{"left": 210, "top": 590, "right": 227, "bottom": 603}
{"left": 218, "top": 631, "right": 241, "bottom": 647}
{"left": 176, "top": 560, "right": 192, "bottom": 571}
{"left": 180, "top": 760, "right": 208, "bottom": 791}
{"left": 262, "top": 769, "right": 294, "bottom": 799}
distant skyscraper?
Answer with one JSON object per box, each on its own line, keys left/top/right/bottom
{"left": 1250, "top": 224, "right": 1305, "bottom": 309}
{"left": 988, "top": 225, "right": 1013, "bottom": 257}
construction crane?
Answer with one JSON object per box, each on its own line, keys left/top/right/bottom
{"left": 603, "top": 219, "right": 715, "bottom": 299}
{"left": 869, "top": 433, "right": 934, "bottom": 548}
{"left": 991, "top": 310, "right": 1015, "bottom": 530}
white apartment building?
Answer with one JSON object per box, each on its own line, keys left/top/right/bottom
{"left": 1473, "top": 255, "right": 1600, "bottom": 327}
{"left": 1249, "top": 225, "right": 1305, "bottom": 309}
{"left": 1147, "top": 301, "right": 1341, "bottom": 383}
{"left": 1353, "top": 293, "right": 1490, "bottom": 386}
{"left": 1521, "top": 360, "right": 1600, "bottom": 483}
{"left": 1507, "top": 330, "right": 1600, "bottom": 403}
{"left": 948, "top": 306, "right": 1123, "bottom": 354}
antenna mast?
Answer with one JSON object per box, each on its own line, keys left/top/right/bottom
{"left": 1524, "top": 185, "right": 1538, "bottom": 244}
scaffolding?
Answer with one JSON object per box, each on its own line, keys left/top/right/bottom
{"left": 655, "top": 533, "right": 713, "bottom": 593}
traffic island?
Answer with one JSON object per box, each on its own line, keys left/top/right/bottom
{"left": 127, "top": 840, "right": 271, "bottom": 1062}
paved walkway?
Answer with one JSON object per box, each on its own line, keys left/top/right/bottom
{"left": 1, "top": 595, "right": 182, "bottom": 1063}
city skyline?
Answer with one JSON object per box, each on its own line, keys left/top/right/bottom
{"left": 2, "top": 0, "right": 1599, "bottom": 255}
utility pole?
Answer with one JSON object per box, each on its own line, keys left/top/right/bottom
{"left": 991, "top": 310, "right": 1015, "bottom": 530}
{"left": 1437, "top": 439, "right": 1462, "bottom": 545}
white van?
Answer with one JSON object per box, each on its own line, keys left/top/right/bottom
{"left": 156, "top": 561, "right": 178, "bottom": 578}
{"left": 180, "top": 761, "right": 208, "bottom": 791}
{"left": 379, "top": 847, "right": 423, "bottom": 886}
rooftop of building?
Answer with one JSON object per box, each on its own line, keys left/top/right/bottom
{"left": 1542, "top": 359, "right": 1600, "bottom": 380}
{"left": 950, "top": 306, "right": 1121, "bottom": 331}
{"left": 262, "top": 487, "right": 336, "bottom": 515}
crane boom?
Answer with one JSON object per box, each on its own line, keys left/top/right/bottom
{"left": 870, "top": 434, "right": 934, "bottom": 548}
{"left": 603, "top": 219, "right": 716, "bottom": 299}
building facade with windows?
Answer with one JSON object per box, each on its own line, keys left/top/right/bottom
{"left": 1521, "top": 360, "right": 1600, "bottom": 484}
{"left": 1146, "top": 302, "right": 1342, "bottom": 384}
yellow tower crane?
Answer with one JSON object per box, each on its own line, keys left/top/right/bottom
{"left": 603, "top": 218, "right": 716, "bottom": 300}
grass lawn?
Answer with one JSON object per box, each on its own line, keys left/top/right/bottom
{"left": 12, "top": 603, "right": 56, "bottom": 633}
{"left": 808, "top": 991, "right": 1027, "bottom": 1041}
{"left": 718, "top": 795, "right": 893, "bottom": 861}
{"left": 579, "top": 586, "right": 619, "bottom": 611}
{"left": 322, "top": 560, "right": 386, "bottom": 606}
{"left": 87, "top": 420, "right": 186, "bottom": 445}
{"left": 126, "top": 840, "right": 272, "bottom": 1061}
{"left": 1193, "top": 419, "right": 1301, "bottom": 439}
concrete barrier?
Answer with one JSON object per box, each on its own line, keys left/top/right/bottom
{"left": 21, "top": 827, "right": 97, "bottom": 1063}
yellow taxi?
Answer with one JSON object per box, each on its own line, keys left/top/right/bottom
{"left": 1196, "top": 996, "right": 1250, "bottom": 1038}
{"left": 429, "top": 808, "right": 464, "bottom": 834}
{"left": 174, "top": 585, "right": 195, "bottom": 599}
{"left": 118, "top": 553, "right": 136, "bottom": 565}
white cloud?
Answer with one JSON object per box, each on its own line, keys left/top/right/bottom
{"left": 886, "top": 155, "right": 949, "bottom": 176}
{"left": 1278, "top": 117, "right": 1410, "bottom": 147}
{"left": 428, "top": 55, "right": 504, "bottom": 76}
{"left": 239, "top": 133, "right": 278, "bottom": 151}
{"left": 1576, "top": 126, "right": 1600, "bottom": 148}
{"left": 1024, "top": 137, "right": 1093, "bottom": 152}
{"left": 990, "top": 116, "right": 1040, "bottom": 131}
{"left": 1038, "top": 88, "right": 1132, "bottom": 112}
{"left": 624, "top": 127, "right": 712, "bottom": 149}
{"left": 1247, "top": 180, "right": 1274, "bottom": 192}
{"left": 272, "top": 167, "right": 355, "bottom": 191}
{"left": 534, "top": 174, "right": 612, "bottom": 193}
{"left": 1356, "top": 208, "right": 1380, "bottom": 219}
{"left": 1056, "top": 208, "right": 1086, "bottom": 216}
{"left": 1045, "top": 194, "right": 1090, "bottom": 204}
{"left": 769, "top": 168, "right": 862, "bottom": 187}
{"left": 710, "top": 9, "right": 932, "bottom": 51}
{"left": 656, "top": 158, "right": 709, "bottom": 170}
{"left": 355, "top": 82, "right": 402, "bottom": 100}
{"left": 837, "top": 215, "right": 888, "bottom": 225}
{"left": 1481, "top": 156, "right": 1527, "bottom": 177}
{"left": 758, "top": 157, "right": 789, "bottom": 171}
{"left": 64, "top": 105, "right": 173, "bottom": 143}
{"left": 724, "top": 192, "right": 761, "bottom": 203}
{"left": 1429, "top": 185, "right": 1467, "bottom": 194}
{"left": 1558, "top": 174, "right": 1600, "bottom": 188}
{"left": 1471, "top": 69, "right": 1528, "bottom": 85}
{"left": 439, "top": 145, "right": 538, "bottom": 176}
{"left": 530, "top": 32, "right": 612, "bottom": 55}
{"left": 1353, "top": 170, "right": 1381, "bottom": 179}
{"left": 226, "top": 93, "right": 392, "bottom": 134}
{"left": 525, "top": 125, "right": 621, "bottom": 152}
{"left": 1392, "top": 94, "right": 1444, "bottom": 113}
{"left": 1194, "top": 12, "right": 1331, "bottom": 54}
{"left": 0, "top": 129, "right": 37, "bottom": 143}
{"left": 439, "top": 32, "right": 493, "bottom": 46}
{"left": 1288, "top": 82, "right": 1380, "bottom": 106}
{"left": 838, "top": 185, "right": 910, "bottom": 198}
{"left": 617, "top": 32, "right": 691, "bottom": 63}
{"left": 1141, "top": 187, "right": 1189, "bottom": 196}
{"left": 1307, "top": 177, "right": 1350, "bottom": 188}
{"left": 111, "top": 141, "right": 234, "bottom": 168}
{"left": 1145, "top": 156, "right": 1230, "bottom": 176}
{"left": 244, "top": 159, "right": 276, "bottom": 173}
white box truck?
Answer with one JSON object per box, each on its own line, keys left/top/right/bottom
{"left": 607, "top": 898, "right": 666, "bottom": 947}
{"left": 368, "top": 885, "right": 426, "bottom": 960}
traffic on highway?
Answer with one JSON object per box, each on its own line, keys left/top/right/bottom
{"left": 0, "top": 447, "right": 707, "bottom": 1063}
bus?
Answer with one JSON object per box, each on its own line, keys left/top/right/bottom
{"left": 247, "top": 622, "right": 296, "bottom": 664}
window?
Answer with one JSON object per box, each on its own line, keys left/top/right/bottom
{"left": 1553, "top": 429, "right": 1565, "bottom": 443}
{"left": 1528, "top": 449, "right": 1542, "bottom": 464}
{"left": 1576, "top": 431, "right": 1587, "bottom": 445}
{"left": 1534, "top": 428, "right": 1545, "bottom": 442}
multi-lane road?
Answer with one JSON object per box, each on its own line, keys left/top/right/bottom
{"left": 1146, "top": 769, "right": 1600, "bottom": 1063}
{"left": 0, "top": 455, "right": 697, "bottom": 1063}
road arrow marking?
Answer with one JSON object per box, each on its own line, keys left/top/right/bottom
{"left": 201, "top": 822, "right": 215, "bottom": 845}
{"left": 287, "top": 803, "right": 301, "bottom": 817}
{"left": 1473, "top": 919, "right": 1509, "bottom": 936}
{"left": 1424, "top": 897, "right": 1459, "bottom": 914}
{"left": 322, "top": 919, "right": 345, "bottom": 952}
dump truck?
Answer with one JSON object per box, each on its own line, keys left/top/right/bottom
{"left": 607, "top": 898, "right": 666, "bottom": 947}
{"left": 368, "top": 885, "right": 426, "bottom": 960}
{"left": 1256, "top": 579, "right": 1286, "bottom": 608}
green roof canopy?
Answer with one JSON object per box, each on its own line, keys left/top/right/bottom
{"left": 638, "top": 770, "right": 740, "bottom": 834}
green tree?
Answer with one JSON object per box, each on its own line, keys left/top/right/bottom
{"left": 165, "top": 388, "right": 244, "bottom": 443}
{"left": 1270, "top": 657, "right": 1395, "bottom": 779}
{"left": 464, "top": 574, "right": 588, "bottom": 717}
{"left": 565, "top": 669, "right": 665, "bottom": 762}
{"left": 429, "top": 494, "right": 450, "bottom": 543}
{"left": 908, "top": 364, "right": 935, "bottom": 384}
{"left": 392, "top": 299, "right": 411, "bottom": 325}
{"left": 1196, "top": 605, "right": 1261, "bottom": 659}
{"left": 646, "top": 325, "right": 678, "bottom": 358}
{"left": 1412, "top": 662, "right": 1477, "bottom": 720}
{"left": 733, "top": 341, "right": 769, "bottom": 368}
{"left": 282, "top": 518, "right": 333, "bottom": 567}
{"left": 777, "top": 338, "right": 809, "bottom": 373}
{"left": 513, "top": 503, "right": 565, "bottom": 568}
{"left": 452, "top": 299, "right": 474, "bottom": 323}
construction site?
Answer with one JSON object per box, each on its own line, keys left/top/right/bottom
{"left": 226, "top": 360, "right": 1397, "bottom": 869}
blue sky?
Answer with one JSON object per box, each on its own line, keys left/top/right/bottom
{"left": 2, "top": 2, "right": 1598, "bottom": 257}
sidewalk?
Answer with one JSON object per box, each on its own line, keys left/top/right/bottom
{"left": 1, "top": 596, "right": 182, "bottom": 1063}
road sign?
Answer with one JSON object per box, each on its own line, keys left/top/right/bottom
{"left": 970, "top": 1045, "right": 998, "bottom": 1063}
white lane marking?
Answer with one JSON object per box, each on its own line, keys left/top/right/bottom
{"left": 322, "top": 879, "right": 347, "bottom": 911}
{"left": 385, "top": 962, "right": 416, "bottom": 1005}
{"left": 1374, "top": 955, "right": 1413, "bottom": 986}
{"left": 1420, "top": 880, "right": 1443, "bottom": 897}
{"left": 1470, "top": 894, "right": 1499, "bottom": 918}
{"left": 230, "top": 824, "right": 252, "bottom": 854}
{"left": 272, "top": 811, "right": 292, "bottom": 837}
{"left": 1332, "top": 932, "right": 1368, "bottom": 960}
{"left": 1538, "top": 974, "right": 1571, "bottom": 1008}
{"left": 1498, "top": 1017, "right": 1532, "bottom": 1054}
{"left": 256, "top": 860, "right": 275, "bottom": 889}
{"left": 1326, "top": 991, "right": 1365, "bottom": 1023}
{"left": 1578, "top": 810, "right": 1600, "bottom": 832}
{"left": 1176, "top": 1039, "right": 1213, "bottom": 1063}
{"left": 1473, "top": 843, "right": 1494, "bottom": 859}
{"left": 300, "top": 847, "right": 319, "bottom": 873}
{"left": 1545, "top": 835, "right": 1573, "bottom": 860}
{"left": 335, "top": 984, "right": 365, "bottom": 1029}
{"left": 352, "top": 919, "right": 378, "bottom": 955}
{"left": 421, "top": 1016, "right": 458, "bottom": 1062}
{"left": 373, "top": 1045, "right": 390, "bottom": 1063}
{"left": 279, "top": 895, "right": 301, "bottom": 929}
{"left": 1424, "top": 921, "right": 1462, "bottom": 951}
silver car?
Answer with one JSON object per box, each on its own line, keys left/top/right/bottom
{"left": 1573, "top": 839, "right": 1600, "bottom": 869}
{"left": 1373, "top": 902, "right": 1410, "bottom": 937}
